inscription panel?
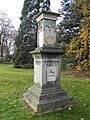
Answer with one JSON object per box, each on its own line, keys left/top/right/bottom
{"left": 47, "top": 66, "right": 56, "bottom": 82}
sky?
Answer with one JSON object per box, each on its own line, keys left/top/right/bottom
{"left": 0, "top": 0, "right": 61, "bottom": 30}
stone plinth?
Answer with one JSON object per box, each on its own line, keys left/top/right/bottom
{"left": 24, "top": 47, "right": 72, "bottom": 114}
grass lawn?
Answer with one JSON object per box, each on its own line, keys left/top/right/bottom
{"left": 0, "top": 63, "right": 13, "bottom": 68}
{"left": 0, "top": 64, "right": 90, "bottom": 120}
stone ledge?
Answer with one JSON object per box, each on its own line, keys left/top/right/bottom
{"left": 31, "top": 47, "right": 64, "bottom": 54}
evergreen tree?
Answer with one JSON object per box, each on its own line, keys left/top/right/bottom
{"left": 57, "top": 0, "right": 82, "bottom": 46}
{"left": 13, "top": 0, "right": 50, "bottom": 68}
{"left": 56, "top": 0, "right": 82, "bottom": 70}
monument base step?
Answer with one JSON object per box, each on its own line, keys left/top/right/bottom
{"left": 23, "top": 85, "right": 72, "bottom": 114}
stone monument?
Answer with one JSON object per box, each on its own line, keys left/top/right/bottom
{"left": 24, "top": 11, "right": 72, "bottom": 114}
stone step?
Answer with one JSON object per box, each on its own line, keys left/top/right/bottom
{"left": 25, "top": 86, "right": 68, "bottom": 102}
{"left": 24, "top": 91, "right": 71, "bottom": 106}
{"left": 24, "top": 91, "right": 72, "bottom": 114}
{"left": 39, "top": 90, "right": 67, "bottom": 101}
{"left": 39, "top": 96, "right": 72, "bottom": 104}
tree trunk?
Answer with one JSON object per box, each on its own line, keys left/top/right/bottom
{"left": 1, "top": 44, "right": 3, "bottom": 63}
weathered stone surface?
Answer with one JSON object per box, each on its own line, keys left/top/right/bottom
{"left": 24, "top": 85, "right": 72, "bottom": 114}
{"left": 31, "top": 47, "right": 62, "bottom": 88}
{"left": 24, "top": 47, "right": 72, "bottom": 114}
{"left": 35, "top": 11, "right": 59, "bottom": 47}
{"left": 23, "top": 11, "right": 72, "bottom": 114}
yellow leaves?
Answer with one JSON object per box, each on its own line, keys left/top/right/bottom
{"left": 75, "top": 0, "right": 89, "bottom": 16}
{"left": 76, "top": 60, "right": 89, "bottom": 71}
{"left": 66, "top": 0, "right": 90, "bottom": 71}
{"left": 66, "top": 33, "right": 89, "bottom": 71}
{"left": 80, "top": 28, "right": 88, "bottom": 40}
{"left": 81, "top": 60, "right": 89, "bottom": 71}
{"left": 76, "top": 65, "right": 81, "bottom": 71}
{"left": 81, "top": 3, "right": 88, "bottom": 16}
{"left": 66, "top": 37, "right": 80, "bottom": 56}
{"left": 76, "top": 48, "right": 82, "bottom": 59}
{"left": 82, "top": 60, "right": 89, "bottom": 70}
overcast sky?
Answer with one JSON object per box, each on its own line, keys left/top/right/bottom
{"left": 0, "top": 0, "right": 61, "bottom": 30}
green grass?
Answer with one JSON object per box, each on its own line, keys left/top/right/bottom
{"left": 0, "top": 63, "right": 13, "bottom": 67}
{"left": 0, "top": 64, "right": 90, "bottom": 120}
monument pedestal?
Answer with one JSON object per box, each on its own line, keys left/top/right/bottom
{"left": 24, "top": 47, "right": 72, "bottom": 114}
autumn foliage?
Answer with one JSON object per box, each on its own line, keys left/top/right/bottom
{"left": 66, "top": 0, "right": 90, "bottom": 71}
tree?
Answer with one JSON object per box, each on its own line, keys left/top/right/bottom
{"left": 57, "top": 0, "right": 82, "bottom": 45}
{"left": 66, "top": 0, "right": 90, "bottom": 71}
{"left": 13, "top": 0, "right": 50, "bottom": 68}
{"left": 0, "top": 11, "right": 16, "bottom": 63}
{"left": 56, "top": 0, "right": 82, "bottom": 70}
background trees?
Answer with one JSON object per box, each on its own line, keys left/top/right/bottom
{"left": 66, "top": 0, "right": 90, "bottom": 71}
{"left": 0, "top": 11, "right": 16, "bottom": 63}
{"left": 13, "top": 0, "right": 50, "bottom": 68}
{"left": 57, "top": 0, "right": 90, "bottom": 71}
{"left": 57, "top": 0, "right": 81, "bottom": 45}
{"left": 13, "top": 0, "right": 89, "bottom": 70}
{"left": 57, "top": 0, "right": 82, "bottom": 70}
